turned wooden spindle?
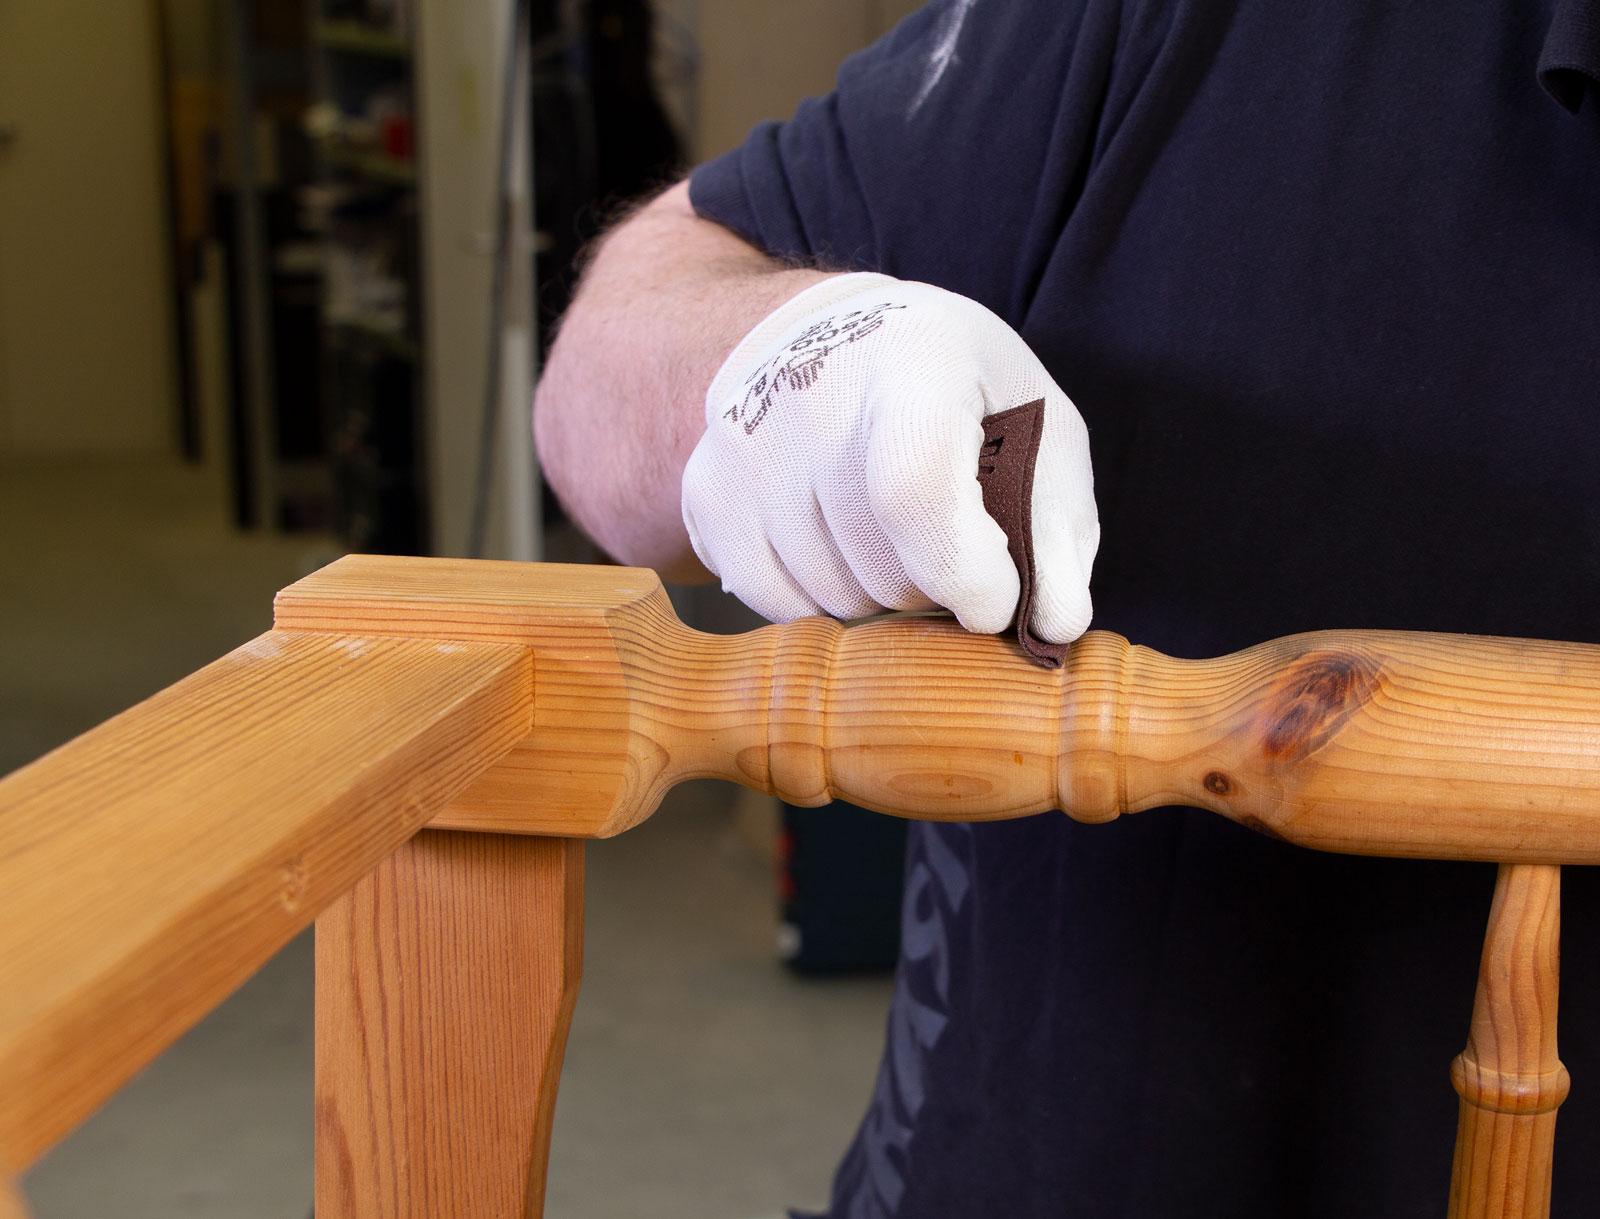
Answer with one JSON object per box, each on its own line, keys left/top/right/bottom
{"left": 1449, "top": 863, "right": 1568, "bottom": 1218}
{"left": 277, "top": 556, "right": 1600, "bottom": 864}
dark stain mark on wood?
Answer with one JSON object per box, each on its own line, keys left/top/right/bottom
{"left": 1258, "top": 649, "right": 1384, "bottom": 766}
{"left": 1240, "top": 814, "right": 1287, "bottom": 842}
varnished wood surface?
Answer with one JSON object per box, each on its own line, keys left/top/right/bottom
{"left": 275, "top": 557, "right": 686, "bottom": 837}
{"left": 280, "top": 556, "right": 1600, "bottom": 862}
{"left": 0, "top": 631, "right": 532, "bottom": 1170}
{"left": 315, "top": 831, "right": 583, "bottom": 1219}
{"left": 7, "top": 553, "right": 1600, "bottom": 1199}
{"left": 1449, "top": 864, "right": 1568, "bottom": 1218}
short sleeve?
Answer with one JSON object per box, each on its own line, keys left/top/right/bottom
{"left": 689, "top": 0, "right": 1125, "bottom": 321}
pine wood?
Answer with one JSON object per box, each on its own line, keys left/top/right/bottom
{"left": 1449, "top": 863, "right": 1568, "bottom": 1218}
{"left": 0, "top": 630, "right": 532, "bottom": 1170}
{"left": 278, "top": 556, "right": 1600, "bottom": 862}
{"left": 274, "top": 556, "right": 687, "bottom": 837}
{"left": 315, "top": 830, "right": 583, "bottom": 1219}
{"left": 6, "top": 553, "right": 1600, "bottom": 1211}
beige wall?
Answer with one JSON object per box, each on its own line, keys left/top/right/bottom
{"left": 692, "top": 0, "right": 926, "bottom": 160}
{"left": 0, "top": 0, "right": 177, "bottom": 459}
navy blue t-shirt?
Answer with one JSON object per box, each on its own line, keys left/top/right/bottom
{"left": 690, "top": 2, "right": 1600, "bottom": 1215}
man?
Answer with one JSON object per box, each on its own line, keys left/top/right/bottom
{"left": 534, "top": 1, "right": 1600, "bottom": 1214}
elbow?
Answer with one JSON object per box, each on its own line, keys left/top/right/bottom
{"left": 532, "top": 356, "right": 709, "bottom": 582}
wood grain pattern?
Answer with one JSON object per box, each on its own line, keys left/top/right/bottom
{"left": 1449, "top": 864, "right": 1568, "bottom": 1218}
{"left": 275, "top": 556, "right": 685, "bottom": 837}
{"left": 315, "top": 830, "right": 583, "bottom": 1219}
{"left": 7, "top": 553, "right": 1599, "bottom": 1211}
{"left": 0, "top": 631, "right": 531, "bottom": 1170}
{"left": 278, "top": 556, "right": 1600, "bottom": 862}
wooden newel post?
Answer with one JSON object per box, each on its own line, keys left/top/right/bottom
{"left": 1448, "top": 863, "right": 1568, "bottom": 1218}
{"left": 314, "top": 830, "right": 584, "bottom": 1219}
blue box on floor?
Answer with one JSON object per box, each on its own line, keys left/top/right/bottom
{"left": 778, "top": 801, "right": 907, "bottom": 975}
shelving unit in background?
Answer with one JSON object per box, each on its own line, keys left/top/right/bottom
{"left": 307, "top": 0, "right": 429, "bottom": 553}
{"left": 306, "top": 0, "right": 542, "bottom": 560}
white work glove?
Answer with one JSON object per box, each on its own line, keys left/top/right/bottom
{"left": 682, "top": 272, "right": 1099, "bottom": 641}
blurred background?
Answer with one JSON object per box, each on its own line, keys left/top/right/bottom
{"left": 0, "top": 0, "right": 921, "bottom": 1214}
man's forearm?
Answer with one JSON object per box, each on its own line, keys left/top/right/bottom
{"left": 533, "top": 180, "right": 834, "bottom": 579}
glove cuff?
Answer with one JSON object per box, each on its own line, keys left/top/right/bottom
{"left": 704, "top": 271, "right": 900, "bottom": 422}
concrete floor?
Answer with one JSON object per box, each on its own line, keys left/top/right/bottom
{"left": 3, "top": 458, "right": 891, "bottom": 1218}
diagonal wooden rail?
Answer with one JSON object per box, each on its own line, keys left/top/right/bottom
{"left": 0, "top": 630, "right": 532, "bottom": 1171}
{"left": 1, "top": 554, "right": 1597, "bottom": 1216}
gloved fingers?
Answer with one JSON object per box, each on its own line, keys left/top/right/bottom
{"left": 815, "top": 482, "right": 937, "bottom": 613}
{"left": 1024, "top": 395, "right": 1100, "bottom": 642}
{"left": 865, "top": 379, "right": 1022, "bottom": 635}
{"left": 690, "top": 506, "right": 824, "bottom": 622}
{"left": 767, "top": 494, "right": 884, "bottom": 621}
{"left": 683, "top": 447, "right": 823, "bottom": 624}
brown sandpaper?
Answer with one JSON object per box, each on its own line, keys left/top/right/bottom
{"left": 977, "top": 399, "right": 1068, "bottom": 669}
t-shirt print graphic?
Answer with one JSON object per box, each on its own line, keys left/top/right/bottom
{"left": 725, "top": 302, "right": 905, "bottom": 435}
{"left": 816, "top": 822, "right": 973, "bottom": 1219}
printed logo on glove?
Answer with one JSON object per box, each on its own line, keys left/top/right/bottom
{"left": 682, "top": 272, "right": 1100, "bottom": 644}
{"left": 728, "top": 300, "right": 906, "bottom": 434}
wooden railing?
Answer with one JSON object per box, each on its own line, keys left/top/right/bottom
{"left": 3, "top": 554, "right": 1599, "bottom": 1216}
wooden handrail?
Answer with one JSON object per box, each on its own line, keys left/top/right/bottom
{"left": 0, "top": 629, "right": 532, "bottom": 1173}
{"left": 4, "top": 553, "right": 1599, "bottom": 1215}
{"left": 281, "top": 555, "right": 1600, "bottom": 862}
